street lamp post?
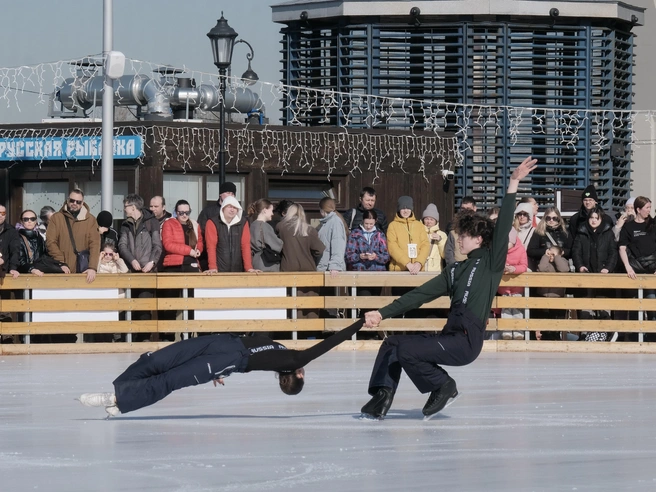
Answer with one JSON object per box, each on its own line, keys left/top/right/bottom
{"left": 207, "top": 13, "right": 238, "bottom": 186}
{"left": 207, "top": 13, "right": 259, "bottom": 185}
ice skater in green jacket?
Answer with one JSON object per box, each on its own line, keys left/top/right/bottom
{"left": 360, "top": 156, "right": 538, "bottom": 420}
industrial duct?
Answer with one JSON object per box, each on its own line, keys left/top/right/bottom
{"left": 55, "top": 72, "right": 265, "bottom": 121}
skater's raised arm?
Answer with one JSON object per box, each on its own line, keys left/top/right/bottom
{"left": 491, "top": 157, "right": 537, "bottom": 272}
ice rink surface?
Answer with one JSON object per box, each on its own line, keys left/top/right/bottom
{"left": 1, "top": 350, "right": 656, "bottom": 492}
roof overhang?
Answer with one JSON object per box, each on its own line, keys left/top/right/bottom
{"left": 271, "top": 0, "right": 645, "bottom": 26}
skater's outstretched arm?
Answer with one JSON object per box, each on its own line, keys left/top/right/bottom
{"left": 246, "top": 319, "right": 365, "bottom": 372}
{"left": 491, "top": 157, "right": 538, "bottom": 272}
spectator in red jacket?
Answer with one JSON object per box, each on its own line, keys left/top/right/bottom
{"left": 161, "top": 200, "right": 204, "bottom": 272}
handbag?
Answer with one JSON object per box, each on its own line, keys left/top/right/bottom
{"left": 260, "top": 227, "right": 281, "bottom": 265}
{"left": 64, "top": 217, "right": 91, "bottom": 272}
{"left": 627, "top": 249, "right": 656, "bottom": 274}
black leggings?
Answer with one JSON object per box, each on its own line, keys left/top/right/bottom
{"left": 113, "top": 335, "right": 248, "bottom": 413}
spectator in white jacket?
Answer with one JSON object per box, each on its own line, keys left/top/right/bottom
{"left": 317, "top": 197, "right": 348, "bottom": 276}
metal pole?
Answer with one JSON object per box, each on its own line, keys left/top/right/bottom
{"left": 218, "top": 68, "right": 227, "bottom": 185}
{"left": 101, "top": 0, "right": 114, "bottom": 212}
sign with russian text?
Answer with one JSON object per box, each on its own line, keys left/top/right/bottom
{"left": 0, "top": 135, "right": 143, "bottom": 161}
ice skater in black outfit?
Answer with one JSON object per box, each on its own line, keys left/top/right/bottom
{"left": 78, "top": 319, "right": 364, "bottom": 417}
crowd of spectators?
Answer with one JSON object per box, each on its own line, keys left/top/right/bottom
{"left": 0, "top": 182, "right": 654, "bottom": 344}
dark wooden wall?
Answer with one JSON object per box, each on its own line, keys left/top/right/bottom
{"left": 1, "top": 122, "right": 456, "bottom": 228}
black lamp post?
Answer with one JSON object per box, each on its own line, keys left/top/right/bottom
{"left": 207, "top": 12, "right": 238, "bottom": 185}
{"left": 234, "top": 39, "right": 259, "bottom": 85}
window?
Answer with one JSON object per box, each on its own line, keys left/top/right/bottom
{"left": 267, "top": 175, "right": 345, "bottom": 211}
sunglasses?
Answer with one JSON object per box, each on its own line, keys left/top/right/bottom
{"left": 545, "top": 216, "right": 560, "bottom": 222}
{"left": 516, "top": 212, "right": 529, "bottom": 217}
{"left": 68, "top": 198, "right": 83, "bottom": 205}
{"left": 177, "top": 210, "right": 191, "bottom": 216}
{"left": 102, "top": 252, "right": 115, "bottom": 257}
{"left": 21, "top": 217, "right": 38, "bottom": 222}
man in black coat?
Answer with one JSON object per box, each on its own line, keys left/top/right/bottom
{"left": 343, "top": 186, "right": 388, "bottom": 233}
{"left": 568, "top": 185, "right": 613, "bottom": 242}
{"left": 0, "top": 203, "right": 20, "bottom": 279}
{"left": 0, "top": 203, "right": 21, "bottom": 324}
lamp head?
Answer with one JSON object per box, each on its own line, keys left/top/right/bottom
{"left": 207, "top": 12, "right": 238, "bottom": 71}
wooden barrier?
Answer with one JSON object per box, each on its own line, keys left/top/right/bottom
{"left": 2, "top": 271, "right": 656, "bottom": 354}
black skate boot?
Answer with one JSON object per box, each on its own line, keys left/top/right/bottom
{"left": 360, "top": 387, "right": 395, "bottom": 420}
{"left": 422, "top": 377, "right": 458, "bottom": 420}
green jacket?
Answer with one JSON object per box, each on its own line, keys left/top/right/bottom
{"left": 379, "top": 192, "right": 516, "bottom": 324}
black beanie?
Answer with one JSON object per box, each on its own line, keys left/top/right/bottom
{"left": 219, "top": 182, "right": 237, "bottom": 195}
{"left": 582, "top": 185, "right": 598, "bottom": 202}
{"left": 397, "top": 195, "right": 414, "bottom": 212}
{"left": 96, "top": 210, "right": 113, "bottom": 228}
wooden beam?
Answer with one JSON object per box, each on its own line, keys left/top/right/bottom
{"left": 156, "top": 297, "right": 324, "bottom": 310}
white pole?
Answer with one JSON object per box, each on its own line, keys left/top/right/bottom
{"left": 101, "top": 0, "right": 114, "bottom": 213}
{"left": 650, "top": 114, "right": 656, "bottom": 201}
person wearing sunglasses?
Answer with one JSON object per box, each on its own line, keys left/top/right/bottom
{"left": 513, "top": 202, "right": 536, "bottom": 268}
{"left": 526, "top": 207, "right": 571, "bottom": 275}
{"left": 0, "top": 203, "right": 21, "bottom": 280}
{"left": 45, "top": 188, "right": 99, "bottom": 284}
{"left": 17, "top": 209, "right": 65, "bottom": 276}
{"left": 161, "top": 200, "right": 204, "bottom": 272}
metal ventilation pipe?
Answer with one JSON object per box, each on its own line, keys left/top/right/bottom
{"left": 55, "top": 74, "right": 265, "bottom": 120}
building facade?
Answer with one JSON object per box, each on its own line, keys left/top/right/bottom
{"left": 272, "top": 0, "right": 645, "bottom": 211}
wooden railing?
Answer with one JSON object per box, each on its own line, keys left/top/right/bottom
{"left": 1, "top": 272, "right": 656, "bottom": 354}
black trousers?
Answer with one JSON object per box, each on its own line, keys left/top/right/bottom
{"left": 368, "top": 305, "right": 485, "bottom": 394}
{"left": 113, "top": 334, "right": 249, "bottom": 414}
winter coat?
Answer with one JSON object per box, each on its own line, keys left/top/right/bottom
{"left": 161, "top": 218, "right": 204, "bottom": 268}
{"left": 250, "top": 220, "right": 284, "bottom": 272}
{"left": 498, "top": 240, "right": 528, "bottom": 296}
{"left": 97, "top": 256, "right": 129, "bottom": 274}
{"left": 0, "top": 222, "right": 21, "bottom": 273}
{"left": 379, "top": 192, "right": 517, "bottom": 325}
{"left": 444, "top": 230, "right": 467, "bottom": 265}
{"left": 118, "top": 210, "right": 163, "bottom": 272}
{"left": 345, "top": 226, "right": 390, "bottom": 271}
{"left": 572, "top": 221, "right": 618, "bottom": 273}
{"left": 424, "top": 225, "right": 447, "bottom": 272}
{"left": 343, "top": 205, "right": 388, "bottom": 233}
{"left": 526, "top": 226, "right": 572, "bottom": 265}
{"left": 317, "top": 212, "right": 347, "bottom": 272}
{"left": 517, "top": 222, "right": 535, "bottom": 249}
{"left": 197, "top": 201, "right": 221, "bottom": 233}
{"left": 46, "top": 203, "right": 100, "bottom": 273}
{"left": 276, "top": 222, "right": 325, "bottom": 272}
{"left": 387, "top": 213, "right": 430, "bottom": 271}
{"left": 17, "top": 228, "right": 49, "bottom": 273}
{"left": 569, "top": 205, "right": 614, "bottom": 241}
{"left": 205, "top": 197, "right": 253, "bottom": 272}
{"left": 101, "top": 228, "right": 119, "bottom": 248}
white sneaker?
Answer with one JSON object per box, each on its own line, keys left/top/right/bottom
{"left": 501, "top": 332, "right": 512, "bottom": 340}
{"left": 513, "top": 331, "right": 525, "bottom": 340}
{"left": 105, "top": 405, "right": 121, "bottom": 418}
{"left": 78, "top": 392, "right": 116, "bottom": 408}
